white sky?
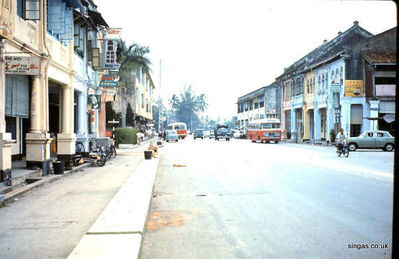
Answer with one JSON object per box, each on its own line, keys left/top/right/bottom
{"left": 95, "top": 0, "right": 396, "bottom": 121}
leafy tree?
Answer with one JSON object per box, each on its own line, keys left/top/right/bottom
{"left": 116, "top": 40, "right": 152, "bottom": 127}
{"left": 169, "top": 86, "right": 208, "bottom": 131}
{"left": 106, "top": 102, "right": 121, "bottom": 129}
{"left": 126, "top": 103, "right": 134, "bottom": 126}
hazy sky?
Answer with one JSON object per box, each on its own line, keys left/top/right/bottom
{"left": 95, "top": 0, "right": 396, "bottom": 120}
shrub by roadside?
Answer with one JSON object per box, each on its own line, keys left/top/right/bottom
{"left": 114, "top": 128, "right": 139, "bottom": 146}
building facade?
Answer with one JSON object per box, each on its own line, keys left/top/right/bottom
{"left": 1, "top": 0, "right": 110, "bottom": 185}
{"left": 112, "top": 66, "right": 155, "bottom": 128}
{"left": 237, "top": 87, "right": 266, "bottom": 135}
{"left": 236, "top": 22, "right": 395, "bottom": 143}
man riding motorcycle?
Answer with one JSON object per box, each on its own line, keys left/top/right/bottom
{"left": 336, "top": 128, "right": 348, "bottom": 152}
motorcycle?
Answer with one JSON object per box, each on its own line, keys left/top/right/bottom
{"left": 336, "top": 141, "right": 349, "bottom": 157}
{"left": 95, "top": 146, "right": 107, "bottom": 167}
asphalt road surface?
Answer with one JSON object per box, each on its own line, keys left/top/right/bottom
{"left": 141, "top": 137, "right": 394, "bottom": 259}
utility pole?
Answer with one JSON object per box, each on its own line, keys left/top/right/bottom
{"left": 158, "top": 59, "right": 162, "bottom": 132}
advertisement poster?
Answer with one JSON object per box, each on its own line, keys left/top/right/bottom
{"left": 345, "top": 80, "right": 363, "bottom": 97}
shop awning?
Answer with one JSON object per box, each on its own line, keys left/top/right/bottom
{"left": 363, "top": 51, "right": 396, "bottom": 65}
{"left": 88, "top": 10, "right": 109, "bottom": 28}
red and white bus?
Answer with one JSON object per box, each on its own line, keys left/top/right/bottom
{"left": 247, "top": 118, "right": 281, "bottom": 143}
{"left": 167, "top": 122, "right": 187, "bottom": 139}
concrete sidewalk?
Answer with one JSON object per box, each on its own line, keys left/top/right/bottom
{"left": 68, "top": 150, "right": 160, "bottom": 259}
{"left": 0, "top": 141, "right": 160, "bottom": 258}
{"left": 0, "top": 138, "right": 157, "bottom": 207}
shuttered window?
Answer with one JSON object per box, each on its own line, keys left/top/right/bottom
{"left": 47, "top": 0, "right": 73, "bottom": 42}
{"left": 379, "top": 101, "right": 395, "bottom": 114}
{"left": 48, "top": 0, "right": 64, "bottom": 33}
{"left": 350, "top": 104, "right": 363, "bottom": 124}
{"left": 59, "top": 8, "right": 73, "bottom": 41}
{"left": 5, "top": 75, "right": 30, "bottom": 118}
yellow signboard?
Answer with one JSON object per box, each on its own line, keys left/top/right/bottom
{"left": 0, "top": 0, "right": 14, "bottom": 40}
{"left": 345, "top": 80, "right": 363, "bottom": 97}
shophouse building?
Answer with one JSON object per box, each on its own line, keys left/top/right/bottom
{"left": 1, "top": 0, "right": 109, "bottom": 185}
{"left": 113, "top": 66, "right": 155, "bottom": 128}
{"left": 237, "top": 87, "right": 266, "bottom": 135}
{"left": 360, "top": 27, "right": 396, "bottom": 136}
{"left": 236, "top": 82, "right": 282, "bottom": 135}
{"left": 277, "top": 21, "right": 375, "bottom": 142}
{"left": 1, "top": 0, "right": 51, "bottom": 181}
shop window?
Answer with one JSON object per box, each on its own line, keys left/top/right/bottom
{"left": 340, "top": 67, "right": 343, "bottom": 84}
{"left": 17, "top": 0, "right": 41, "bottom": 20}
{"left": 5, "top": 75, "right": 30, "bottom": 118}
{"left": 5, "top": 117, "right": 17, "bottom": 140}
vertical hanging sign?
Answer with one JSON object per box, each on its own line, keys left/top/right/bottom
{"left": 102, "top": 28, "right": 122, "bottom": 71}
{"left": 89, "top": 94, "right": 101, "bottom": 110}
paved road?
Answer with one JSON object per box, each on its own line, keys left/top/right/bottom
{"left": 0, "top": 148, "right": 145, "bottom": 259}
{"left": 141, "top": 137, "right": 394, "bottom": 259}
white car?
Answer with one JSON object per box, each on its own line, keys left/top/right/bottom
{"left": 203, "top": 130, "right": 210, "bottom": 138}
{"left": 233, "top": 130, "right": 241, "bottom": 139}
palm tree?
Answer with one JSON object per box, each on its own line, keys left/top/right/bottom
{"left": 116, "top": 40, "right": 152, "bottom": 127}
{"left": 169, "top": 86, "right": 208, "bottom": 130}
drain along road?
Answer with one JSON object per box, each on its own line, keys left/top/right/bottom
{"left": 141, "top": 138, "right": 393, "bottom": 259}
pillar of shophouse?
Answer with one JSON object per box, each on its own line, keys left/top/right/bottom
{"left": 0, "top": 51, "right": 14, "bottom": 184}
{"left": 303, "top": 107, "right": 309, "bottom": 140}
{"left": 26, "top": 76, "right": 51, "bottom": 172}
{"left": 57, "top": 84, "right": 76, "bottom": 169}
{"left": 314, "top": 107, "right": 321, "bottom": 141}
{"left": 369, "top": 100, "right": 379, "bottom": 131}
{"left": 76, "top": 92, "right": 89, "bottom": 154}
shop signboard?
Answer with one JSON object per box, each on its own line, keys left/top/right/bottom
{"left": 103, "top": 87, "right": 117, "bottom": 96}
{"left": 102, "top": 39, "right": 120, "bottom": 70}
{"left": 103, "top": 28, "right": 122, "bottom": 40}
{"left": 99, "top": 74, "right": 119, "bottom": 87}
{"left": 89, "top": 94, "right": 101, "bottom": 110}
{"left": 4, "top": 56, "right": 41, "bottom": 75}
{"left": 333, "top": 92, "right": 340, "bottom": 109}
{"left": 345, "top": 80, "right": 363, "bottom": 97}
{"left": 334, "top": 108, "right": 341, "bottom": 124}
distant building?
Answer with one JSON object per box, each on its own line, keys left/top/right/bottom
{"left": 237, "top": 86, "right": 265, "bottom": 135}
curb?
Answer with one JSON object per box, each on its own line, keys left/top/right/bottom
{"left": 68, "top": 157, "right": 160, "bottom": 259}
{"left": 0, "top": 162, "right": 92, "bottom": 207}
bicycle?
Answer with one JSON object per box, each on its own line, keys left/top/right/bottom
{"left": 336, "top": 142, "right": 349, "bottom": 157}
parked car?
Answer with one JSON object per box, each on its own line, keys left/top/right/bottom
{"left": 347, "top": 130, "right": 395, "bottom": 151}
{"left": 233, "top": 130, "right": 241, "bottom": 139}
{"left": 209, "top": 131, "right": 215, "bottom": 139}
{"left": 165, "top": 130, "right": 179, "bottom": 142}
{"left": 203, "top": 130, "right": 210, "bottom": 138}
{"left": 194, "top": 129, "right": 204, "bottom": 140}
